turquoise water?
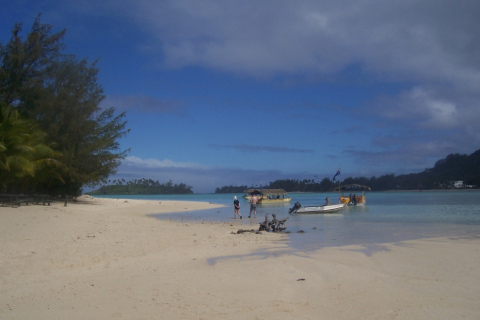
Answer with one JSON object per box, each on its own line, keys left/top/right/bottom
{"left": 92, "top": 190, "right": 480, "bottom": 250}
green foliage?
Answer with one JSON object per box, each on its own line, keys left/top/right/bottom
{"left": 0, "top": 15, "right": 65, "bottom": 106}
{"left": 215, "top": 178, "right": 337, "bottom": 193}
{"left": 430, "top": 151, "right": 480, "bottom": 186}
{"left": 87, "top": 179, "right": 193, "bottom": 195}
{"left": 268, "top": 178, "right": 330, "bottom": 192}
{"left": 0, "top": 104, "right": 62, "bottom": 193}
{"left": 215, "top": 150, "right": 480, "bottom": 192}
{"left": 215, "top": 185, "right": 248, "bottom": 193}
{"left": 0, "top": 14, "right": 129, "bottom": 196}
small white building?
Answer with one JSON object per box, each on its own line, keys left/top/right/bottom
{"left": 454, "top": 181, "right": 464, "bottom": 188}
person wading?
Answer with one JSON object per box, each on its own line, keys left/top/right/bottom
{"left": 249, "top": 194, "right": 258, "bottom": 218}
{"left": 233, "top": 196, "right": 242, "bottom": 219}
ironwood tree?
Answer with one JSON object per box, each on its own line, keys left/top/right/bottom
{"left": 0, "top": 14, "right": 129, "bottom": 196}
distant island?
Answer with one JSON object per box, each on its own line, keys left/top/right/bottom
{"left": 216, "top": 150, "right": 480, "bottom": 193}
{"left": 87, "top": 179, "right": 193, "bottom": 195}
{"left": 88, "top": 150, "right": 480, "bottom": 195}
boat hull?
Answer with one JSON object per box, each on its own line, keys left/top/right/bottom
{"left": 339, "top": 196, "right": 366, "bottom": 206}
{"left": 258, "top": 197, "right": 291, "bottom": 203}
{"left": 295, "top": 204, "right": 346, "bottom": 214}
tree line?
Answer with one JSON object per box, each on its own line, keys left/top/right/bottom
{"left": 215, "top": 149, "right": 480, "bottom": 193}
{"left": 87, "top": 179, "right": 193, "bottom": 195}
{"left": 1, "top": 15, "right": 129, "bottom": 197}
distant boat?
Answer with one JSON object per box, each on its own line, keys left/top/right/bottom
{"left": 294, "top": 203, "right": 346, "bottom": 214}
{"left": 242, "top": 189, "right": 291, "bottom": 203}
{"left": 334, "top": 184, "right": 371, "bottom": 206}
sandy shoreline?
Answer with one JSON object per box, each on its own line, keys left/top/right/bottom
{"left": 1, "top": 196, "right": 479, "bottom": 319}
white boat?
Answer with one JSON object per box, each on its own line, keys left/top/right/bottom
{"left": 294, "top": 203, "right": 346, "bottom": 214}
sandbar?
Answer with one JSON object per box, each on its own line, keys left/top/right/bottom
{"left": 1, "top": 196, "right": 479, "bottom": 319}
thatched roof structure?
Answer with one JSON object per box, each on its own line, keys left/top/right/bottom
{"left": 243, "top": 189, "right": 288, "bottom": 196}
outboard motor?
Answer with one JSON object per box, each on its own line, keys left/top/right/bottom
{"left": 289, "top": 201, "right": 302, "bottom": 214}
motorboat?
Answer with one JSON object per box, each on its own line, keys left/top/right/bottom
{"left": 288, "top": 199, "right": 345, "bottom": 214}
{"left": 294, "top": 203, "right": 346, "bottom": 214}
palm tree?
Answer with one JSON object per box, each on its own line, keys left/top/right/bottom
{"left": 0, "top": 104, "right": 61, "bottom": 193}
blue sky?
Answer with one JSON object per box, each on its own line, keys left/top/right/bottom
{"left": 2, "top": 0, "right": 479, "bottom": 193}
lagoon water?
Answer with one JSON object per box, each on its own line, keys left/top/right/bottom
{"left": 93, "top": 190, "right": 480, "bottom": 251}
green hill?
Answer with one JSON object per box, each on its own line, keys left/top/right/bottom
{"left": 215, "top": 149, "right": 480, "bottom": 193}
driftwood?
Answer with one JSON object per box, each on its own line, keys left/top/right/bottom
{"left": 258, "top": 213, "right": 289, "bottom": 232}
{"left": 258, "top": 214, "right": 270, "bottom": 231}
{"left": 271, "top": 213, "right": 289, "bottom": 232}
{"left": 236, "top": 229, "right": 256, "bottom": 234}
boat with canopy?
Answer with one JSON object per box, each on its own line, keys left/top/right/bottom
{"left": 334, "top": 184, "right": 371, "bottom": 206}
{"left": 242, "top": 189, "right": 292, "bottom": 203}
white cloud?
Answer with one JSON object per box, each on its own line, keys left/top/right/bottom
{"left": 57, "top": 0, "right": 480, "bottom": 90}
{"left": 371, "top": 86, "right": 468, "bottom": 129}
{"left": 405, "top": 87, "right": 458, "bottom": 128}
{"left": 112, "top": 0, "right": 480, "bottom": 85}
{"left": 123, "top": 156, "right": 209, "bottom": 169}
{"left": 126, "top": 0, "right": 354, "bottom": 76}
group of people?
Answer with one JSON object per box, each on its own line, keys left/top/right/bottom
{"left": 349, "top": 193, "right": 358, "bottom": 205}
{"left": 233, "top": 194, "right": 258, "bottom": 219}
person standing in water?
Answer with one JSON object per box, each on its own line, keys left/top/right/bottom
{"left": 249, "top": 194, "right": 258, "bottom": 218}
{"left": 233, "top": 196, "right": 242, "bottom": 219}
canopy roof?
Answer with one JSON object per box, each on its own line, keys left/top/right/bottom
{"left": 243, "top": 189, "right": 288, "bottom": 196}
{"left": 334, "top": 184, "right": 371, "bottom": 191}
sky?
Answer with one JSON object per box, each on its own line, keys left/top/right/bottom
{"left": 1, "top": 0, "right": 479, "bottom": 193}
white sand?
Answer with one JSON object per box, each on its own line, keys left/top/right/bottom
{"left": 1, "top": 196, "right": 479, "bottom": 319}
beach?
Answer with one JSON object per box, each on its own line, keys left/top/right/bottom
{"left": 1, "top": 196, "right": 479, "bottom": 319}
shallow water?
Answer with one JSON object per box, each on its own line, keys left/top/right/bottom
{"left": 93, "top": 190, "right": 480, "bottom": 250}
